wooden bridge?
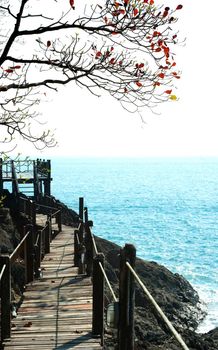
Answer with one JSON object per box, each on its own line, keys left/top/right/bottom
{"left": 1, "top": 209, "right": 103, "bottom": 349}
{"left": 0, "top": 159, "right": 190, "bottom": 350}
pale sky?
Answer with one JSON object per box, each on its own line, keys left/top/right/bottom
{"left": 15, "top": 1, "right": 218, "bottom": 158}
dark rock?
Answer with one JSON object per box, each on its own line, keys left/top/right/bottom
{"left": 55, "top": 198, "right": 79, "bottom": 226}
{"left": 94, "top": 235, "right": 216, "bottom": 350}
{"left": 0, "top": 207, "right": 20, "bottom": 254}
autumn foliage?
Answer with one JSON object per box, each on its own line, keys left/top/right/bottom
{"left": 0, "top": 0, "right": 183, "bottom": 150}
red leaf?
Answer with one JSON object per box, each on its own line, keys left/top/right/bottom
{"left": 172, "top": 62, "right": 176, "bottom": 67}
{"left": 69, "top": 0, "right": 75, "bottom": 8}
{"left": 138, "top": 63, "right": 144, "bottom": 68}
{"left": 47, "top": 40, "right": 51, "bottom": 48}
{"left": 153, "top": 31, "right": 161, "bottom": 37}
{"left": 9, "top": 65, "right": 21, "bottom": 69}
{"left": 163, "top": 46, "right": 170, "bottom": 58}
{"left": 95, "top": 51, "right": 102, "bottom": 59}
{"left": 150, "top": 0, "right": 154, "bottom": 5}
{"left": 135, "top": 81, "right": 142, "bottom": 87}
{"left": 165, "top": 89, "right": 172, "bottom": 94}
{"left": 5, "top": 69, "right": 14, "bottom": 73}
{"left": 176, "top": 4, "right": 183, "bottom": 10}
{"left": 158, "top": 73, "right": 165, "bottom": 79}
{"left": 163, "top": 10, "right": 169, "bottom": 18}
{"left": 109, "top": 58, "right": 116, "bottom": 64}
{"left": 154, "top": 81, "right": 161, "bottom": 86}
{"left": 172, "top": 72, "right": 180, "bottom": 79}
{"left": 155, "top": 48, "right": 162, "bottom": 52}
{"left": 133, "top": 8, "right": 139, "bottom": 16}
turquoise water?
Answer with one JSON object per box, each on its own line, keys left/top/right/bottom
{"left": 51, "top": 157, "right": 218, "bottom": 332}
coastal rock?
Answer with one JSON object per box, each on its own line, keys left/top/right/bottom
{"left": 0, "top": 207, "right": 19, "bottom": 254}
{"left": 0, "top": 206, "right": 25, "bottom": 304}
{"left": 94, "top": 235, "right": 209, "bottom": 349}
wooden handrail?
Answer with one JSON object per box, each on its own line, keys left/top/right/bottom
{"left": 126, "top": 262, "right": 190, "bottom": 350}
{"left": 0, "top": 194, "right": 63, "bottom": 345}
{"left": 82, "top": 199, "right": 188, "bottom": 350}
{"left": 0, "top": 264, "right": 6, "bottom": 281}
{"left": 9, "top": 232, "right": 29, "bottom": 263}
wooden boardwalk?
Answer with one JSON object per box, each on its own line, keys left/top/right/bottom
{"left": 3, "top": 221, "right": 102, "bottom": 350}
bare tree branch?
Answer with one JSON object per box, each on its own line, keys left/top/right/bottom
{"left": 0, "top": 0, "right": 183, "bottom": 153}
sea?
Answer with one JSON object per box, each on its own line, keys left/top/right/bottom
{"left": 50, "top": 157, "right": 218, "bottom": 333}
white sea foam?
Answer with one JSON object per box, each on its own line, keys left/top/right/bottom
{"left": 196, "top": 286, "right": 218, "bottom": 333}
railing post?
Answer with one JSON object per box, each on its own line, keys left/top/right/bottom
{"left": 43, "top": 160, "right": 51, "bottom": 196}
{"left": 118, "top": 244, "right": 136, "bottom": 350}
{"left": 45, "top": 220, "right": 51, "bottom": 254}
{"left": 0, "top": 255, "right": 11, "bottom": 341}
{"left": 31, "top": 201, "right": 36, "bottom": 226}
{"left": 78, "top": 243, "right": 86, "bottom": 275}
{"left": 27, "top": 199, "right": 31, "bottom": 220}
{"left": 11, "top": 160, "right": 19, "bottom": 197}
{"left": 34, "top": 231, "right": 42, "bottom": 278}
{"left": 84, "top": 207, "right": 88, "bottom": 224}
{"left": 57, "top": 210, "right": 62, "bottom": 232}
{"left": 92, "top": 253, "right": 105, "bottom": 339}
{"left": 74, "top": 229, "right": 80, "bottom": 267}
{"left": 78, "top": 221, "right": 84, "bottom": 243}
{"left": 24, "top": 225, "right": 34, "bottom": 283}
{"left": 79, "top": 197, "right": 84, "bottom": 222}
{"left": 84, "top": 223, "right": 94, "bottom": 276}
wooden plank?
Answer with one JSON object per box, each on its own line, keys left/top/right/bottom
{"left": 3, "top": 222, "right": 102, "bottom": 349}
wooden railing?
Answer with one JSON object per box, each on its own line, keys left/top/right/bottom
{"left": 0, "top": 191, "right": 189, "bottom": 350}
{"left": 0, "top": 195, "right": 62, "bottom": 344}
{"left": 0, "top": 158, "right": 52, "bottom": 199}
{"left": 75, "top": 197, "right": 190, "bottom": 350}
{"left": 0, "top": 226, "right": 34, "bottom": 342}
{"left": 18, "top": 197, "right": 36, "bottom": 225}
